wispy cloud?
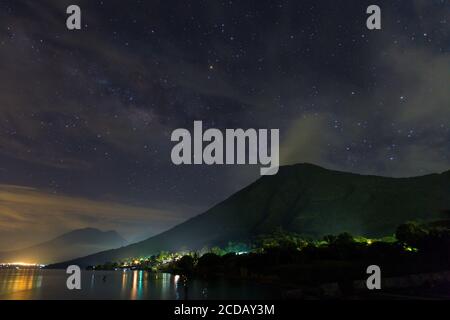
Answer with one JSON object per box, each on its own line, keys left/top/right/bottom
{"left": 0, "top": 184, "right": 186, "bottom": 250}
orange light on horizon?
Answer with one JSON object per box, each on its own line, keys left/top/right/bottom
{"left": 0, "top": 262, "right": 46, "bottom": 267}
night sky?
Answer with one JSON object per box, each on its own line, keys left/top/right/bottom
{"left": 0, "top": 0, "right": 448, "bottom": 249}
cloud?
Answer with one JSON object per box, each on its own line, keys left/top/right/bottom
{"left": 280, "top": 35, "right": 450, "bottom": 177}
{"left": 0, "top": 184, "right": 186, "bottom": 251}
{"left": 0, "top": 0, "right": 448, "bottom": 249}
{"left": 280, "top": 113, "right": 338, "bottom": 167}
{"left": 387, "top": 47, "right": 450, "bottom": 125}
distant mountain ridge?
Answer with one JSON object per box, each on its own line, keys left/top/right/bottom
{"left": 0, "top": 228, "right": 126, "bottom": 264}
{"left": 50, "top": 164, "right": 450, "bottom": 267}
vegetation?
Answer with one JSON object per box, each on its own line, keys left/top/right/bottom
{"left": 60, "top": 164, "right": 450, "bottom": 269}
{"left": 90, "top": 220, "right": 450, "bottom": 287}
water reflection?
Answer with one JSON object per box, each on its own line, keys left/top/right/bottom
{"left": 0, "top": 269, "right": 43, "bottom": 299}
{"left": 119, "top": 270, "right": 128, "bottom": 299}
{"left": 130, "top": 270, "right": 143, "bottom": 299}
{"left": 119, "top": 270, "right": 148, "bottom": 299}
{"left": 0, "top": 269, "right": 278, "bottom": 300}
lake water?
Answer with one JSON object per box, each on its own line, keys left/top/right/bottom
{"left": 0, "top": 269, "right": 280, "bottom": 300}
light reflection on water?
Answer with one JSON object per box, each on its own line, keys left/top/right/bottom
{"left": 0, "top": 269, "right": 278, "bottom": 300}
{"left": 0, "top": 269, "right": 44, "bottom": 299}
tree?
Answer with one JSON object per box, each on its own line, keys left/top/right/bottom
{"left": 210, "top": 246, "right": 226, "bottom": 256}
{"left": 197, "top": 253, "right": 222, "bottom": 272}
{"left": 395, "top": 222, "right": 427, "bottom": 247}
{"left": 176, "top": 255, "right": 195, "bottom": 275}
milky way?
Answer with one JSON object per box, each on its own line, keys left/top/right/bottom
{"left": 0, "top": 0, "right": 448, "bottom": 247}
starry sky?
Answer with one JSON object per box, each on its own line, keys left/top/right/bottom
{"left": 0, "top": 0, "right": 448, "bottom": 250}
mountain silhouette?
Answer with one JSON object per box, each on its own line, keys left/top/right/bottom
{"left": 0, "top": 228, "right": 126, "bottom": 264}
{"left": 50, "top": 164, "right": 450, "bottom": 267}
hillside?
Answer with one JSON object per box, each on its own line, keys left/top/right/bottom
{"left": 50, "top": 164, "right": 450, "bottom": 267}
{"left": 0, "top": 228, "right": 126, "bottom": 264}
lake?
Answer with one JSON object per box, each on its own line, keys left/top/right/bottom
{"left": 0, "top": 269, "right": 281, "bottom": 300}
